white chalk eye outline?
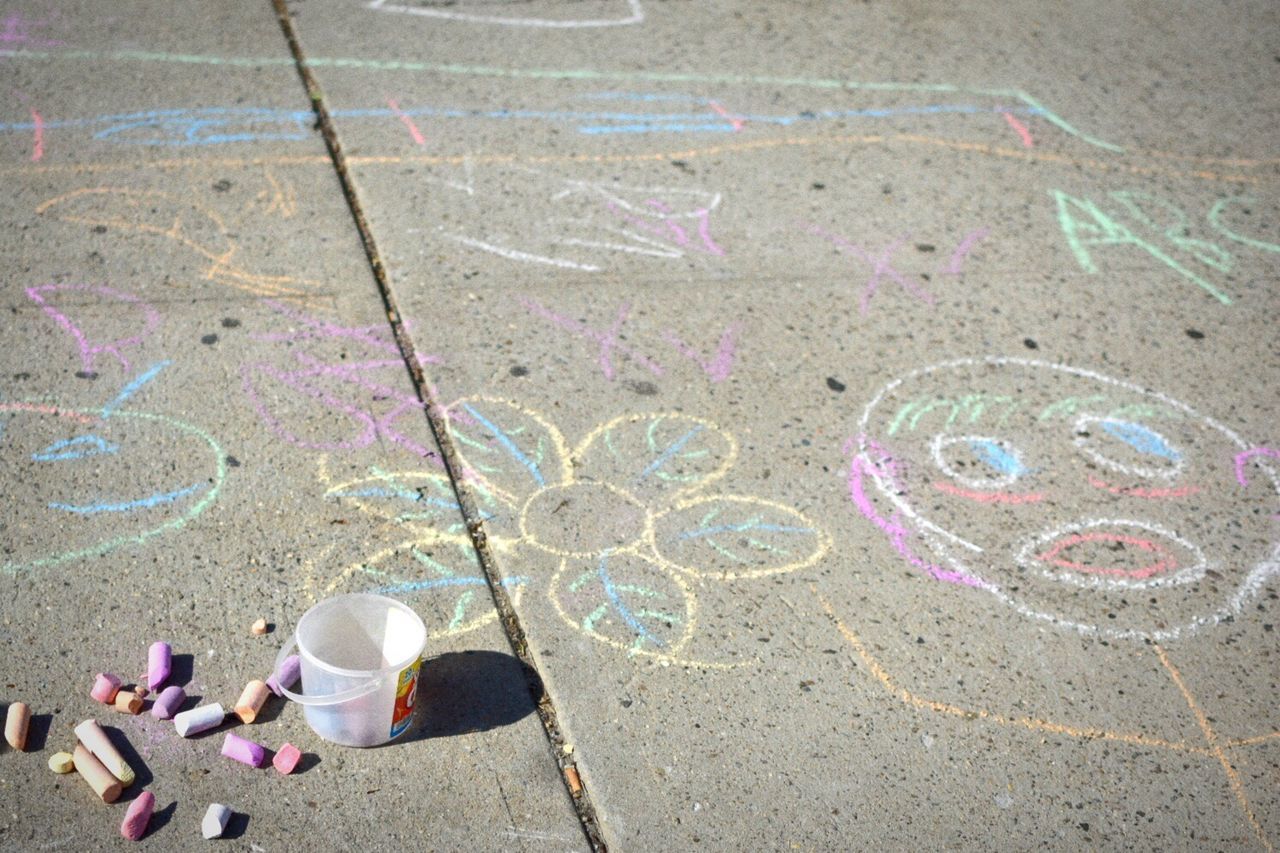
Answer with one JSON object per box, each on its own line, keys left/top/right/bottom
{"left": 929, "top": 434, "right": 1028, "bottom": 490}
{"left": 1073, "top": 416, "right": 1184, "bottom": 481}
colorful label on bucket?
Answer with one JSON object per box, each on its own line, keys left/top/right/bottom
{"left": 389, "top": 659, "right": 422, "bottom": 739}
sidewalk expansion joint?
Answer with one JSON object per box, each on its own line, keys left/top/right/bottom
{"left": 269, "top": 2, "right": 607, "bottom": 849}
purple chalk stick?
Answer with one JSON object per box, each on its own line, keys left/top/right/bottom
{"left": 266, "top": 654, "right": 300, "bottom": 697}
{"left": 221, "top": 731, "right": 266, "bottom": 768}
{"left": 146, "top": 642, "right": 172, "bottom": 691}
{"left": 150, "top": 685, "right": 186, "bottom": 720}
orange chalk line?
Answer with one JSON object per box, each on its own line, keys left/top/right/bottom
{"left": 4, "top": 133, "right": 1275, "bottom": 185}
{"left": 813, "top": 590, "right": 1210, "bottom": 756}
{"left": 1154, "top": 644, "right": 1273, "bottom": 853}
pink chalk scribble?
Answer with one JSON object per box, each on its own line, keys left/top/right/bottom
{"left": 804, "top": 224, "right": 933, "bottom": 314}
{"left": 603, "top": 198, "right": 726, "bottom": 257}
{"left": 1234, "top": 447, "right": 1280, "bottom": 487}
{"left": 0, "top": 11, "right": 63, "bottom": 46}
{"left": 519, "top": 297, "right": 664, "bottom": 382}
{"left": 943, "top": 227, "right": 990, "bottom": 275}
{"left": 25, "top": 283, "right": 161, "bottom": 373}
{"left": 242, "top": 302, "right": 444, "bottom": 462}
{"left": 386, "top": 97, "right": 427, "bottom": 147}
{"left": 707, "top": 100, "right": 746, "bottom": 132}
{"left": 1001, "top": 111, "right": 1034, "bottom": 147}
{"left": 30, "top": 107, "right": 44, "bottom": 161}
{"left": 661, "top": 323, "right": 740, "bottom": 384}
{"left": 845, "top": 436, "right": 987, "bottom": 588}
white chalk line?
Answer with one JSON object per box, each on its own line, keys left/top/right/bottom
{"left": 368, "top": 0, "right": 644, "bottom": 28}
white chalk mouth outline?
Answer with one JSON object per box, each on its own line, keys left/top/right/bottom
{"left": 1013, "top": 518, "right": 1207, "bottom": 591}
{"left": 856, "top": 355, "right": 1280, "bottom": 641}
{"left": 1073, "top": 414, "right": 1185, "bottom": 481}
{"left": 367, "top": 0, "right": 644, "bottom": 28}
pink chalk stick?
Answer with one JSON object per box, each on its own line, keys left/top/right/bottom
{"left": 266, "top": 654, "right": 300, "bottom": 697}
{"left": 272, "top": 742, "right": 302, "bottom": 775}
{"left": 120, "top": 790, "right": 155, "bottom": 841}
{"left": 150, "top": 685, "right": 186, "bottom": 720}
{"left": 146, "top": 642, "right": 171, "bottom": 691}
{"left": 91, "top": 673, "right": 122, "bottom": 704}
{"left": 221, "top": 731, "right": 266, "bottom": 768}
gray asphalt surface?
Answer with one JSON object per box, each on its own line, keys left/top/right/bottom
{"left": 1, "top": 1, "right": 1278, "bottom": 850}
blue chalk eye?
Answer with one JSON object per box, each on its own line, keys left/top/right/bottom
{"left": 967, "top": 439, "right": 1027, "bottom": 478}
{"left": 1074, "top": 417, "right": 1183, "bottom": 480}
{"left": 1098, "top": 421, "right": 1180, "bottom": 461}
{"left": 32, "top": 434, "right": 120, "bottom": 461}
{"left": 931, "top": 435, "right": 1028, "bottom": 489}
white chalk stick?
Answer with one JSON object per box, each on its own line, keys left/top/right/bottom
{"left": 202, "top": 803, "right": 232, "bottom": 839}
{"left": 174, "top": 703, "right": 225, "bottom": 738}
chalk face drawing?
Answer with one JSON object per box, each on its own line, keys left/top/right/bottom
{"left": 316, "top": 398, "right": 829, "bottom": 666}
{"left": 852, "top": 356, "right": 1279, "bottom": 641}
{"left": 1, "top": 399, "right": 225, "bottom": 575}
{"left": 366, "top": 0, "right": 645, "bottom": 28}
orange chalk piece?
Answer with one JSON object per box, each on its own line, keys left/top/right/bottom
{"left": 120, "top": 790, "right": 155, "bottom": 841}
{"left": 234, "top": 680, "right": 270, "bottom": 724}
{"left": 72, "top": 744, "right": 122, "bottom": 803}
{"left": 73, "top": 719, "right": 136, "bottom": 786}
{"left": 250, "top": 618, "right": 268, "bottom": 636}
{"left": 113, "top": 690, "right": 144, "bottom": 715}
{"left": 91, "top": 673, "right": 121, "bottom": 704}
{"left": 4, "top": 702, "right": 30, "bottom": 750}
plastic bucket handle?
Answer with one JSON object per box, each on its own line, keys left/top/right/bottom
{"left": 273, "top": 634, "right": 383, "bottom": 707}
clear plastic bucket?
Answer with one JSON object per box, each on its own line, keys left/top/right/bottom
{"left": 275, "top": 594, "right": 426, "bottom": 747}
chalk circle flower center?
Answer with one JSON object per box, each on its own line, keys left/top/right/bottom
{"left": 522, "top": 482, "right": 649, "bottom": 558}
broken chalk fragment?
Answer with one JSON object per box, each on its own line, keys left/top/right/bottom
{"left": 250, "top": 618, "right": 268, "bottom": 636}
{"left": 151, "top": 685, "right": 186, "bottom": 720}
{"left": 221, "top": 732, "right": 266, "bottom": 768}
{"left": 265, "top": 655, "right": 300, "bottom": 697}
{"left": 233, "top": 680, "right": 270, "bottom": 724}
{"left": 174, "top": 703, "right": 225, "bottom": 738}
{"left": 91, "top": 673, "right": 122, "bottom": 704}
{"left": 4, "top": 701, "right": 30, "bottom": 750}
{"left": 202, "top": 803, "right": 232, "bottom": 839}
{"left": 272, "top": 742, "right": 301, "bottom": 775}
{"left": 73, "top": 720, "right": 135, "bottom": 786}
{"left": 147, "top": 642, "right": 172, "bottom": 691}
{"left": 120, "top": 790, "right": 155, "bottom": 841}
{"left": 113, "top": 690, "right": 144, "bottom": 715}
{"left": 72, "top": 744, "right": 122, "bottom": 803}
{"left": 48, "top": 751, "right": 75, "bottom": 774}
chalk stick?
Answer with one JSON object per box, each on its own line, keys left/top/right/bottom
{"left": 113, "top": 690, "right": 144, "bottom": 715}
{"left": 120, "top": 790, "right": 155, "bottom": 841}
{"left": 174, "top": 703, "right": 225, "bottom": 738}
{"left": 234, "top": 680, "right": 270, "bottom": 724}
{"left": 265, "top": 655, "right": 300, "bottom": 697}
{"left": 91, "top": 673, "right": 122, "bottom": 704}
{"left": 272, "top": 742, "right": 301, "bottom": 775}
{"left": 48, "top": 751, "right": 75, "bottom": 774}
{"left": 4, "top": 702, "right": 30, "bottom": 750}
{"left": 146, "top": 642, "right": 172, "bottom": 691}
{"left": 72, "top": 744, "right": 122, "bottom": 803}
{"left": 151, "top": 685, "right": 186, "bottom": 720}
{"left": 73, "top": 719, "right": 135, "bottom": 786}
{"left": 133, "top": 685, "right": 149, "bottom": 701}
{"left": 202, "top": 803, "right": 231, "bottom": 839}
{"left": 221, "top": 732, "right": 266, "bottom": 768}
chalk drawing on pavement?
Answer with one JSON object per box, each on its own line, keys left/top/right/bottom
{"left": 367, "top": 0, "right": 645, "bottom": 28}
{"left": 850, "top": 356, "right": 1280, "bottom": 642}
{"left": 312, "top": 398, "right": 829, "bottom": 666}
{"left": 35, "top": 187, "right": 319, "bottom": 299}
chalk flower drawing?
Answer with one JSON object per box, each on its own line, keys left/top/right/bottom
{"left": 317, "top": 397, "right": 829, "bottom": 666}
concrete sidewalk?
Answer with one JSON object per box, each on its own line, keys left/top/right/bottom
{"left": 2, "top": 1, "right": 1277, "bottom": 850}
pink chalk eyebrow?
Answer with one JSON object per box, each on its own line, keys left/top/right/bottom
{"left": 931, "top": 480, "right": 1045, "bottom": 504}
